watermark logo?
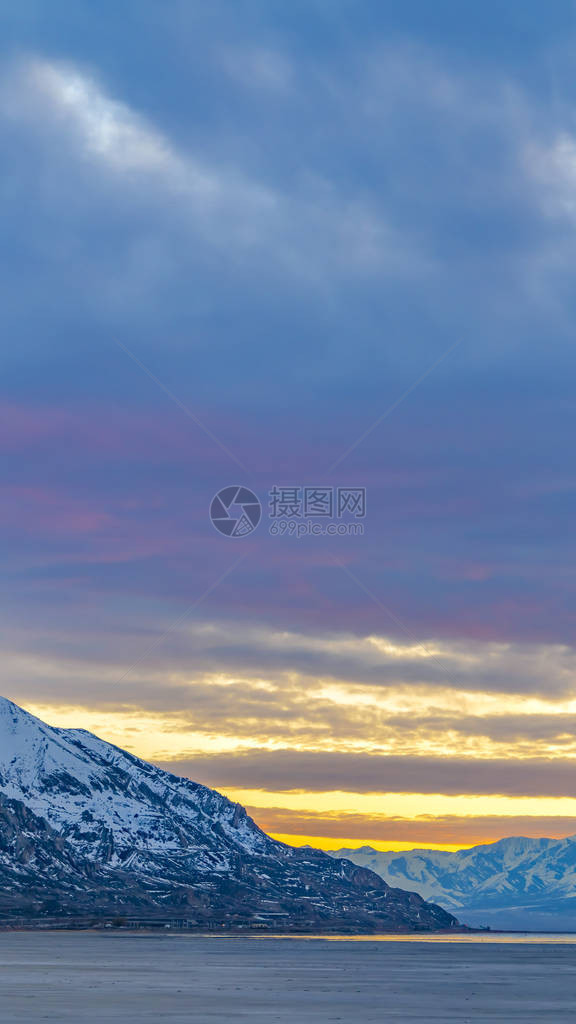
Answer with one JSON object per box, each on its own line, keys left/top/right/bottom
{"left": 210, "top": 485, "right": 262, "bottom": 538}
{"left": 210, "top": 485, "right": 365, "bottom": 539}
{"left": 268, "top": 485, "right": 365, "bottom": 537}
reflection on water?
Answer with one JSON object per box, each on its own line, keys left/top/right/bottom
{"left": 235, "top": 932, "right": 576, "bottom": 944}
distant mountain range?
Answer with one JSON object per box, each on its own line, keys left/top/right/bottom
{"left": 0, "top": 698, "right": 457, "bottom": 932}
{"left": 330, "top": 838, "right": 576, "bottom": 930}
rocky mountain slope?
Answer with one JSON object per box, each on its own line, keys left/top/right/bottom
{"left": 330, "top": 838, "right": 576, "bottom": 930}
{"left": 0, "top": 698, "right": 457, "bottom": 931}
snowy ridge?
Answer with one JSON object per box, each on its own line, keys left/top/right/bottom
{"left": 0, "top": 698, "right": 457, "bottom": 931}
{"left": 0, "top": 698, "right": 272, "bottom": 874}
{"left": 330, "top": 836, "right": 576, "bottom": 929}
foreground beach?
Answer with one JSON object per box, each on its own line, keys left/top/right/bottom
{"left": 0, "top": 933, "right": 574, "bottom": 1022}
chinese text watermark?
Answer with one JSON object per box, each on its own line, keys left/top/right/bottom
{"left": 210, "top": 486, "right": 366, "bottom": 539}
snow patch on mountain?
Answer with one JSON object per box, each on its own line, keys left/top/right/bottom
{"left": 330, "top": 835, "right": 576, "bottom": 928}
{"left": 0, "top": 698, "right": 458, "bottom": 931}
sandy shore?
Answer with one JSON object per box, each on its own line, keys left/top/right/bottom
{"left": 0, "top": 933, "right": 574, "bottom": 1022}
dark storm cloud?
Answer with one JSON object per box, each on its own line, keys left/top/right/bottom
{"left": 3, "top": 618, "right": 576, "bottom": 704}
{"left": 158, "top": 750, "right": 576, "bottom": 798}
{"left": 247, "top": 809, "right": 576, "bottom": 845}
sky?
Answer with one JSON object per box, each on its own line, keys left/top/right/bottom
{"left": 3, "top": 0, "right": 576, "bottom": 852}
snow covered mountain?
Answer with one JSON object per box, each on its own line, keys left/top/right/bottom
{"left": 330, "top": 837, "right": 576, "bottom": 930}
{"left": 0, "top": 698, "right": 457, "bottom": 931}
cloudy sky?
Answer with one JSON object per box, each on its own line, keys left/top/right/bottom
{"left": 3, "top": 1, "right": 576, "bottom": 851}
